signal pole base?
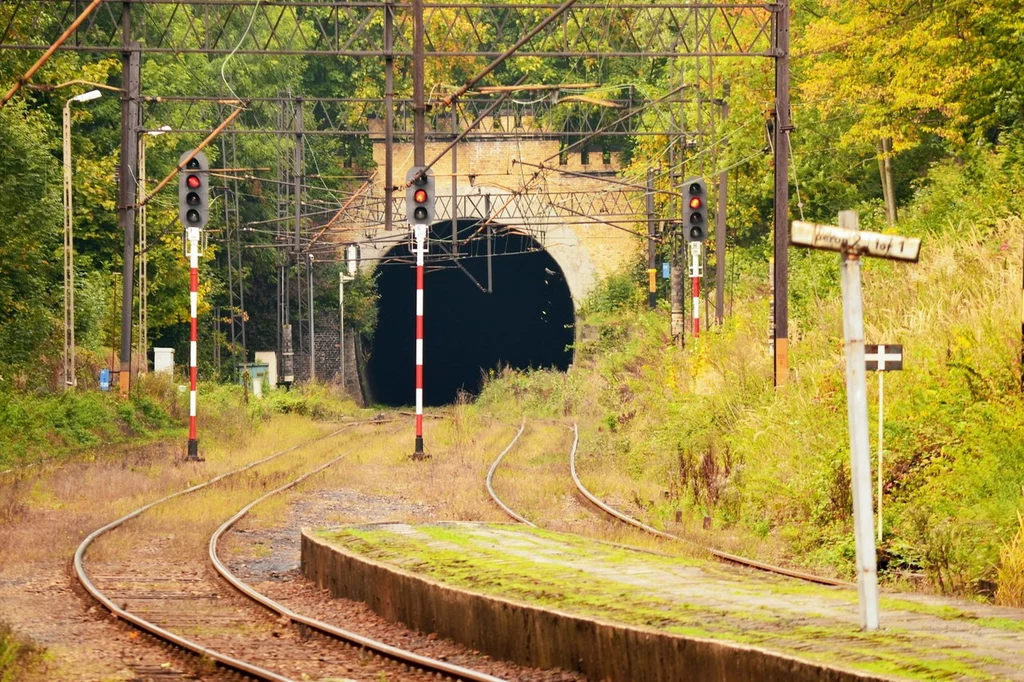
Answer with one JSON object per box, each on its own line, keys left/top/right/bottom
{"left": 410, "top": 436, "right": 430, "bottom": 461}
{"left": 186, "top": 439, "right": 204, "bottom": 462}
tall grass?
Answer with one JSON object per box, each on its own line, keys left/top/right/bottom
{"left": 996, "top": 514, "right": 1024, "bottom": 607}
{"left": 477, "top": 151, "right": 1024, "bottom": 596}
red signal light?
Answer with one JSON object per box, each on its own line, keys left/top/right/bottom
{"left": 187, "top": 175, "right": 201, "bottom": 189}
{"left": 689, "top": 196, "right": 702, "bottom": 210}
{"left": 414, "top": 188, "right": 428, "bottom": 203}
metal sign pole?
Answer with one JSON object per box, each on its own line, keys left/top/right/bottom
{"left": 307, "top": 254, "right": 315, "bottom": 383}
{"left": 878, "top": 370, "right": 884, "bottom": 541}
{"left": 339, "top": 272, "right": 346, "bottom": 390}
{"left": 792, "top": 212, "right": 919, "bottom": 632}
{"left": 838, "top": 210, "right": 879, "bottom": 631}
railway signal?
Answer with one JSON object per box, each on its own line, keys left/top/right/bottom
{"left": 682, "top": 178, "right": 708, "bottom": 338}
{"left": 406, "top": 165, "right": 434, "bottom": 460}
{"left": 410, "top": 223, "right": 429, "bottom": 460}
{"left": 179, "top": 151, "right": 210, "bottom": 229}
{"left": 179, "top": 150, "right": 209, "bottom": 462}
{"left": 406, "top": 166, "right": 435, "bottom": 225}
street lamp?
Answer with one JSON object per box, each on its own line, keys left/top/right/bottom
{"left": 137, "top": 125, "right": 172, "bottom": 378}
{"left": 63, "top": 89, "right": 103, "bottom": 388}
{"left": 339, "top": 243, "right": 360, "bottom": 391}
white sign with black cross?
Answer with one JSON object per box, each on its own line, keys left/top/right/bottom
{"left": 864, "top": 344, "right": 903, "bottom": 548}
{"left": 865, "top": 344, "right": 903, "bottom": 372}
{"left": 790, "top": 210, "right": 923, "bottom": 632}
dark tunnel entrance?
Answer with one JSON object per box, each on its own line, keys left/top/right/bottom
{"left": 366, "top": 219, "right": 575, "bottom": 407}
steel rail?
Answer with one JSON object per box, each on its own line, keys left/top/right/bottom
{"left": 73, "top": 420, "right": 378, "bottom": 682}
{"left": 568, "top": 424, "right": 854, "bottom": 588}
{"left": 208, "top": 425, "right": 507, "bottom": 682}
{"left": 484, "top": 419, "right": 533, "bottom": 526}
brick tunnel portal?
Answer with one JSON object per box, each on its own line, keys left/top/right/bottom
{"left": 365, "top": 220, "right": 575, "bottom": 407}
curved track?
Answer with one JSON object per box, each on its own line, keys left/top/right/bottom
{"left": 487, "top": 420, "right": 851, "bottom": 588}
{"left": 484, "top": 419, "right": 534, "bottom": 527}
{"left": 209, "top": 431, "right": 506, "bottom": 682}
{"left": 75, "top": 418, "right": 507, "bottom": 682}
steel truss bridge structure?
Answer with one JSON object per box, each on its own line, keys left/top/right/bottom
{"left": 0, "top": 0, "right": 792, "bottom": 386}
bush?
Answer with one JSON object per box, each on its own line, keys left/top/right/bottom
{"left": 0, "top": 382, "right": 175, "bottom": 470}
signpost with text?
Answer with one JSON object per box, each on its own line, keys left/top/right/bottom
{"left": 791, "top": 213, "right": 922, "bottom": 631}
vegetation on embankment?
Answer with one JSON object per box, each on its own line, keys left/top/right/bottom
{"left": 0, "top": 375, "right": 362, "bottom": 471}
{"left": 478, "top": 146, "right": 1024, "bottom": 603}
{"left": 0, "top": 620, "right": 42, "bottom": 682}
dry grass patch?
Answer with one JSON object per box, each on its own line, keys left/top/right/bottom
{"left": 86, "top": 421, "right": 383, "bottom": 561}
{"left": 996, "top": 513, "right": 1024, "bottom": 607}
{"left": 0, "top": 413, "right": 342, "bottom": 566}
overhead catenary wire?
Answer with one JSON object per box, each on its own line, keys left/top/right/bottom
{"left": 219, "top": 0, "right": 262, "bottom": 102}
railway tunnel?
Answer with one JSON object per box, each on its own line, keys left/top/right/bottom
{"left": 365, "top": 219, "right": 575, "bottom": 407}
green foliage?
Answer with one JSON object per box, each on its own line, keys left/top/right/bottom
{"left": 0, "top": 621, "right": 42, "bottom": 682}
{"left": 480, "top": 149, "right": 1024, "bottom": 597}
{"left": 0, "top": 384, "right": 178, "bottom": 470}
{"left": 316, "top": 265, "right": 380, "bottom": 339}
{"left": 0, "top": 103, "right": 62, "bottom": 386}
{"left": 578, "top": 268, "right": 645, "bottom": 317}
{"left": 259, "top": 383, "right": 360, "bottom": 422}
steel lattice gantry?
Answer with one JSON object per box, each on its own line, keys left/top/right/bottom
{"left": 1, "top": 0, "right": 792, "bottom": 386}
{"left": 2, "top": 1, "right": 775, "bottom": 58}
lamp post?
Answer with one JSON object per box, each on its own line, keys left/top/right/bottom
{"left": 63, "top": 88, "right": 102, "bottom": 388}
{"left": 339, "top": 243, "right": 359, "bottom": 391}
{"left": 136, "top": 125, "right": 171, "bottom": 378}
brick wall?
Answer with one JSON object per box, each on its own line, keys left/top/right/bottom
{"left": 290, "top": 317, "right": 361, "bottom": 397}
{"left": 365, "top": 138, "right": 641, "bottom": 300}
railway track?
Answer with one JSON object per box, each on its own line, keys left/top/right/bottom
{"left": 486, "top": 420, "right": 852, "bottom": 588}
{"left": 74, "top": 417, "right": 508, "bottom": 682}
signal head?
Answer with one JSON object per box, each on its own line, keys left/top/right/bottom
{"left": 179, "top": 150, "right": 210, "bottom": 229}
{"left": 682, "top": 176, "right": 708, "bottom": 242}
{"left": 405, "top": 166, "right": 435, "bottom": 225}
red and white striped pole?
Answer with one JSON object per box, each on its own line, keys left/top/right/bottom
{"left": 690, "top": 241, "right": 702, "bottom": 338}
{"left": 412, "top": 223, "right": 427, "bottom": 459}
{"left": 186, "top": 227, "right": 201, "bottom": 461}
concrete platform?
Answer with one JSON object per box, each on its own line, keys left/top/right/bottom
{"left": 301, "top": 522, "right": 1024, "bottom": 682}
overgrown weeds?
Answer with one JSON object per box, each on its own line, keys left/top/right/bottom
{"left": 475, "top": 152, "right": 1024, "bottom": 597}
{"left": 996, "top": 514, "right": 1024, "bottom": 607}
{"left": 0, "top": 373, "right": 178, "bottom": 470}
{"left": 0, "top": 620, "right": 42, "bottom": 682}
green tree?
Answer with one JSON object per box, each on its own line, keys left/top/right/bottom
{"left": 0, "top": 103, "right": 63, "bottom": 386}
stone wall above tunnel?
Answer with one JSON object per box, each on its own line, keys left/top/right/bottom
{"left": 357, "top": 138, "right": 641, "bottom": 308}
